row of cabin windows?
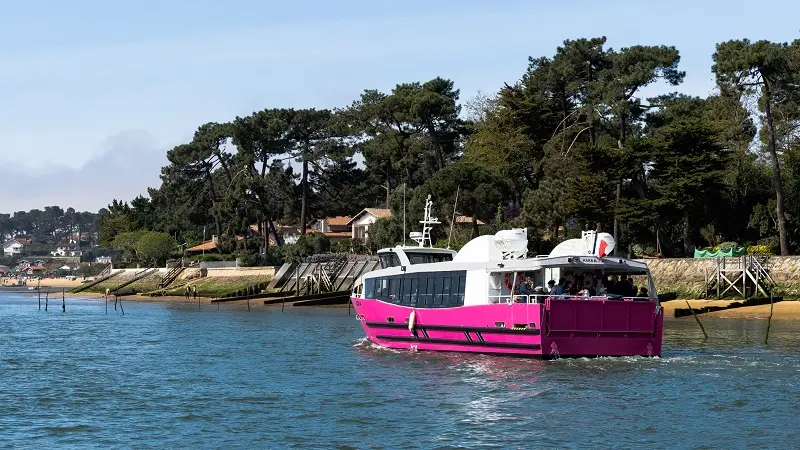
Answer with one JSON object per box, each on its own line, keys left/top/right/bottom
{"left": 378, "top": 252, "right": 454, "bottom": 269}
{"left": 364, "top": 271, "right": 467, "bottom": 308}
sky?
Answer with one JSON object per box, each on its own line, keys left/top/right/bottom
{"left": 1, "top": 0, "right": 799, "bottom": 213}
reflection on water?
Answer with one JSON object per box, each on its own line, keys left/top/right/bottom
{"left": 1, "top": 293, "right": 798, "bottom": 448}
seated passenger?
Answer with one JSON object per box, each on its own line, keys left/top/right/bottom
{"left": 638, "top": 287, "right": 648, "bottom": 298}
{"left": 546, "top": 279, "right": 556, "bottom": 294}
{"left": 578, "top": 280, "right": 596, "bottom": 298}
{"left": 563, "top": 281, "right": 573, "bottom": 296}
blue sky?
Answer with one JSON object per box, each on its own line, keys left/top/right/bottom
{"left": 1, "top": 0, "right": 799, "bottom": 212}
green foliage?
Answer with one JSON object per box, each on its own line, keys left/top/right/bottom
{"left": 331, "top": 239, "right": 369, "bottom": 254}
{"left": 135, "top": 232, "right": 177, "bottom": 266}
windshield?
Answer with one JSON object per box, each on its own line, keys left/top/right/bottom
{"left": 406, "top": 252, "right": 453, "bottom": 264}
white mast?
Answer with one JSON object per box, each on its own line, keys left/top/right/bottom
{"left": 409, "top": 195, "right": 440, "bottom": 248}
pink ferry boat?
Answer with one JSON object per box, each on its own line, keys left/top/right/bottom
{"left": 351, "top": 198, "right": 663, "bottom": 358}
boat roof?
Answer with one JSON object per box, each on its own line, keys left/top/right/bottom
{"left": 377, "top": 246, "right": 457, "bottom": 254}
{"left": 362, "top": 254, "right": 649, "bottom": 278}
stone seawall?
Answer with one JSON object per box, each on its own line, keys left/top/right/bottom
{"left": 639, "top": 256, "right": 800, "bottom": 299}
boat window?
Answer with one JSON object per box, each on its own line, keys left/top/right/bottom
{"left": 450, "top": 275, "right": 466, "bottom": 306}
{"left": 379, "top": 277, "right": 389, "bottom": 300}
{"left": 379, "top": 253, "right": 402, "bottom": 269}
{"left": 364, "top": 278, "right": 374, "bottom": 298}
{"left": 370, "top": 271, "right": 467, "bottom": 307}
{"left": 388, "top": 278, "right": 400, "bottom": 303}
{"left": 441, "top": 277, "right": 452, "bottom": 306}
{"left": 406, "top": 252, "right": 453, "bottom": 264}
{"left": 400, "top": 277, "right": 412, "bottom": 306}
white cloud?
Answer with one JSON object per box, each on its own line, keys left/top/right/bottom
{"left": 1, "top": 130, "right": 167, "bottom": 213}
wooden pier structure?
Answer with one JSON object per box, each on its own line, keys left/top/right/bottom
{"left": 704, "top": 256, "right": 775, "bottom": 299}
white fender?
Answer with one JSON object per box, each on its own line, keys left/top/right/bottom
{"left": 408, "top": 309, "right": 416, "bottom": 333}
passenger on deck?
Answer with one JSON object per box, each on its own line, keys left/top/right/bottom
{"left": 578, "top": 280, "right": 596, "bottom": 298}
{"left": 607, "top": 275, "right": 619, "bottom": 294}
{"left": 638, "top": 287, "right": 649, "bottom": 298}
{"left": 563, "top": 280, "right": 573, "bottom": 295}
{"left": 546, "top": 279, "right": 556, "bottom": 294}
{"left": 552, "top": 278, "right": 566, "bottom": 295}
{"left": 516, "top": 276, "right": 534, "bottom": 295}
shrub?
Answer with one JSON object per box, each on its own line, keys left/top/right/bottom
{"left": 747, "top": 244, "right": 775, "bottom": 256}
{"left": 331, "top": 239, "right": 370, "bottom": 254}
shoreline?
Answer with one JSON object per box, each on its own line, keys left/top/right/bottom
{"left": 2, "top": 287, "right": 795, "bottom": 316}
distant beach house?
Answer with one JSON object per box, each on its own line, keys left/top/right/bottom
{"left": 95, "top": 256, "right": 113, "bottom": 264}
{"left": 347, "top": 208, "right": 392, "bottom": 243}
{"left": 51, "top": 243, "right": 82, "bottom": 257}
{"left": 3, "top": 239, "right": 25, "bottom": 256}
{"left": 309, "top": 216, "right": 352, "bottom": 243}
{"left": 0, "top": 265, "right": 9, "bottom": 276}
{"left": 187, "top": 235, "right": 220, "bottom": 254}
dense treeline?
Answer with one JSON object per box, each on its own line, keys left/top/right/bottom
{"left": 0, "top": 207, "right": 104, "bottom": 247}
{"left": 7, "top": 36, "right": 800, "bottom": 262}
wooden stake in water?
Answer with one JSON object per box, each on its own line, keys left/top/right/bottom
{"left": 348, "top": 298, "right": 352, "bottom": 315}
{"left": 247, "top": 297, "right": 250, "bottom": 311}
{"left": 62, "top": 288, "right": 65, "bottom": 312}
{"left": 765, "top": 291, "right": 775, "bottom": 345}
{"left": 685, "top": 300, "right": 708, "bottom": 340}
{"left": 38, "top": 288, "right": 41, "bottom": 311}
{"left": 45, "top": 289, "right": 50, "bottom": 312}
{"left": 118, "top": 296, "right": 124, "bottom": 315}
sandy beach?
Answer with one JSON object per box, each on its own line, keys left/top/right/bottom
{"left": 662, "top": 299, "right": 800, "bottom": 320}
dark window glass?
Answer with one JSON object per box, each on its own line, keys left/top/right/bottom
{"left": 379, "top": 253, "right": 402, "bottom": 269}
{"left": 365, "top": 278, "right": 374, "bottom": 298}
{"left": 442, "top": 276, "right": 452, "bottom": 307}
{"left": 433, "top": 277, "right": 444, "bottom": 306}
{"left": 410, "top": 278, "right": 419, "bottom": 306}
{"left": 424, "top": 277, "right": 436, "bottom": 307}
{"left": 379, "top": 278, "right": 388, "bottom": 300}
{"left": 406, "top": 252, "right": 454, "bottom": 264}
{"left": 389, "top": 277, "right": 400, "bottom": 304}
{"left": 401, "top": 277, "right": 412, "bottom": 305}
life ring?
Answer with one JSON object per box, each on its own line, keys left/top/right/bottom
{"left": 503, "top": 272, "right": 525, "bottom": 290}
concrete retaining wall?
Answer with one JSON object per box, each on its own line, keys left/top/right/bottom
{"left": 641, "top": 256, "right": 800, "bottom": 299}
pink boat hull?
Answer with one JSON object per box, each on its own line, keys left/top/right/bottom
{"left": 352, "top": 297, "right": 663, "bottom": 358}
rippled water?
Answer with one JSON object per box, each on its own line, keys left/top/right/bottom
{"left": 1, "top": 293, "right": 798, "bottom": 449}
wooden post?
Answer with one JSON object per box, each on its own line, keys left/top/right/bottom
{"left": 685, "top": 300, "right": 708, "bottom": 340}
{"left": 38, "top": 288, "right": 41, "bottom": 311}
{"left": 348, "top": 297, "right": 352, "bottom": 315}
{"left": 282, "top": 296, "right": 285, "bottom": 313}
{"left": 295, "top": 266, "right": 300, "bottom": 297}
{"left": 45, "top": 289, "right": 50, "bottom": 311}
{"left": 62, "top": 288, "right": 65, "bottom": 312}
{"left": 105, "top": 293, "right": 108, "bottom": 314}
{"left": 716, "top": 259, "right": 720, "bottom": 299}
{"left": 247, "top": 297, "right": 251, "bottom": 311}
{"left": 765, "top": 290, "right": 774, "bottom": 345}
{"left": 742, "top": 256, "right": 746, "bottom": 299}
{"left": 118, "top": 296, "right": 124, "bottom": 315}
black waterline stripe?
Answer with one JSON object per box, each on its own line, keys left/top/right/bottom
{"left": 366, "top": 322, "right": 541, "bottom": 335}
{"left": 375, "top": 335, "right": 541, "bottom": 350}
